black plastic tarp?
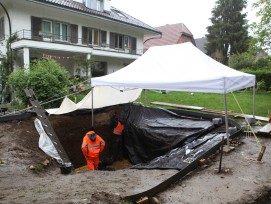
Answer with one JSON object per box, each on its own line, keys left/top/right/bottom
{"left": 133, "top": 132, "right": 225, "bottom": 170}
{"left": 121, "top": 104, "right": 216, "bottom": 165}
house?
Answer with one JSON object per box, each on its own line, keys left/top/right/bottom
{"left": 0, "top": 0, "right": 160, "bottom": 77}
{"left": 143, "top": 23, "right": 196, "bottom": 52}
{"left": 194, "top": 37, "right": 207, "bottom": 54}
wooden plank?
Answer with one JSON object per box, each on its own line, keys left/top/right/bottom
{"left": 151, "top": 101, "right": 269, "bottom": 122}
{"left": 151, "top": 101, "right": 204, "bottom": 110}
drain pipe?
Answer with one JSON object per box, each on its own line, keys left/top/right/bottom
{"left": 143, "top": 32, "right": 162, "bottom": 50}
{"left": 0, "top": 2, "right": 12, "bottom": 72}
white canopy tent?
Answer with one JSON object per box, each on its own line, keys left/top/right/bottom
{"left": 91, "top": 42, "right": 256, "bottom": 148}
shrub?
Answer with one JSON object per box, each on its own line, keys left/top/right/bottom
{"left": 8, "top": 58, "right": 70, "bottom": 108}
{"left": 228, "top": 52, "right": 254, "bottom": 70}
{"left": 242, "top": 69, "right": 271, "bottom": 91}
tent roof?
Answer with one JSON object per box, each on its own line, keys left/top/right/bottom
{"left": 91, "top": 42, "right": 255, "bottom": 93}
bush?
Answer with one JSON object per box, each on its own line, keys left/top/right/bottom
{"left": 242, "top": 69, "right": 271, "bottom": 91}
{"left": 228, "top": 52, "right": 254, "bottom": 70}
{"left": 8, "top": 58, "right": 70, "bottom": 108}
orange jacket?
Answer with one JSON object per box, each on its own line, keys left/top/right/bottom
{"left": 113, "top": 122, "right": 124, "bottom": 135}
{"left": 81, "top": 131, "right": 105, "bottom": 158}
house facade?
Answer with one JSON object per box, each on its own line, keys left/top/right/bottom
{"left": 0, "top": 0, "right": 160, "bottom": 77}
{"left": 143, "top": 23, "right": 196, "bottom": 52}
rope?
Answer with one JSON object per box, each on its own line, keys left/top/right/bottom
{"left": 0, "top": 80, "right": 92, "bottom": 118}
{"left": 231, "top": 92, "right": 262, "bottom": 148}
{"left": 40, "top": 78, "right": 91, "bottom": 104}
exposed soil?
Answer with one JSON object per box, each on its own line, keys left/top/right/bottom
{"left": 1, "top": 108, "right": 271, "bottom": 204}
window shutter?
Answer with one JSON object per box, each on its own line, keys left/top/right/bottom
{"left": 109, "top": 32, "right": 115, "bottom": 48}
{"left": 82, "top": 26, "right": 88, "bottom": 45}
{"left": 131, "top": 37, "right": 137, "bottom": 54}
{"left": 31, "top": 16, "right": 42, "bottom": 40}
{"left": 70, "top": 24, "right": 78, "bottom": 44}
{"left": 0, "top": 17, "right": 4, "bottom": 40}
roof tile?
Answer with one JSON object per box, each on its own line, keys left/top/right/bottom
{"left": 33, "top": 0, "right": 159, "bottom": 33}
{"left": 144, "top": 23, "right": 194, "bottom": 50}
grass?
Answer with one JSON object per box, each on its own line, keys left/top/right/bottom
{"left": 137, "top": 90, "right": 271, "bottom": 117}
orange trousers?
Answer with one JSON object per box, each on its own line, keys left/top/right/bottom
{"left": 86, "top": 156, "right": 99, "bottom": 170}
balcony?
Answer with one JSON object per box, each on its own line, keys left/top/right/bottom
{"left": 12, "top": 30, "right": 143, "bottom": 55}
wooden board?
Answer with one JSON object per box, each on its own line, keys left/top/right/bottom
{"left": 151, "top": 101, "right": 269, "bottom": 122}
{"left": 151, "top": 101, "right": 204, "bottom": 110}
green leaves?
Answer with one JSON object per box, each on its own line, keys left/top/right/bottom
{"left": 250, "top": 0, "right": 271, "bottom": 52}
{"left": 8, "top": 58, "right": 70, "bottom": 108}
{"left": 206, "top": 0, "right": 249, "bottom": 64}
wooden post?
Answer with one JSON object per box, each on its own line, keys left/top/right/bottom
{"left": 257, "top": 145, "right": 266, "bottom": 161}
{"left": 218, "top": 136, "right": 224, "bottom": 173}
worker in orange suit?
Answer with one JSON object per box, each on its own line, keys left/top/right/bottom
{"left": 81, "top": 130, "right": 105, "bottom": 170}
{"left": 112, "top": 112, "right": 124, "bottom": 161}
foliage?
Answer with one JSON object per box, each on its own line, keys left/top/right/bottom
{"left": 205, "top": 0, "right": 250, "bottom": 64}
{"left": 242, "top": 68, "right": 271, "bottom": 91}
{"left": 8, "top": 58, "right": 70, "bottom": 108}
{"left": 0, "top": 34, "right": 18, "bottom": 103}
{"left": 228, "top": 52, "right": 254, "bottom": 69}
{"left": 250, "top": 0, "right": 271, "bottom": 52}
{"left": 251, "top": 56, "right": 271, "bottom": 70}
{"left": 74, "top": 56, "right": 96, "bottom": 79}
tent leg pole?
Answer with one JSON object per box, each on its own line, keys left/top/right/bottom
{"left": 253, "top": 85, "right": 256, "bottom": 118}
{"left": 224, "top": 93, "right": 229, "bottom": 149}
{"left": 91, "top": 87, "right": 94, "bottom": 128}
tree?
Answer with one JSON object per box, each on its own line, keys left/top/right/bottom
{"left": 0, "top": 34, "right": 17, "bottom": 103}
{"left": 8, "top": 58, "right": 70, "bottom": 108}
{"left": 205, "top": 0, "right": 250, "bottom": 64}
{"left": 250, "top": 0, "right": 271, "bottom": 52}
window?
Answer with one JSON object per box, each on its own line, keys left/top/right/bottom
{"left": 97, "top": 0, "right": 103, "bottom": 11}
{"left": 42, "top": 20, "right": 52, "bottom": 34}
{"left": 112, "top": 8, "right": 127, "bottom": 18}
{"left": 93, "top": 29, "right": 99, "bottom": 45}
{"left": 82, "top": 27, "right": 107, "bottom": 46}
{"left": 92, "top": 61, "right": 107, "bottom": 77}
{"left": 110, "top": 33, "right": 137, "bottom": 52}
{"left": 100, "top": 30, "right": 107, "bottom": 45}
{"left": 124, "top": 36, "right": 129, "bottom": 49}
{"left": 85, "top": 0, "right": 103, "bottom": 11}
{"left": 0, "top": 17, "right": 4, "bottom": 40}
{"left": 115, "top": 34, "right": 123, "bottom": 49}
{"left": 88, "top": 28, "right": 93, "bottom": 44}
{"left": 54, "top": 22, "right": 68, "bottom": 41}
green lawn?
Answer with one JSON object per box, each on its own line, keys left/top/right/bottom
{"left": 138, "top": 90, "right": 271, "bottom": 118}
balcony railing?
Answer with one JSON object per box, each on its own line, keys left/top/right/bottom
{"left": 13, "top": 29, "right": 143, "bottom": 55}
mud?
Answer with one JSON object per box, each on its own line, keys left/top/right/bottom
{"left": 1, "top": 109, "right": 271, "bottom": 204}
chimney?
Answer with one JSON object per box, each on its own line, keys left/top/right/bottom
{"left": 103, "top": 0, "right": 111, "bottom": 12}
{"left": 83, "top": 0, "right": 111, "bottom": 12}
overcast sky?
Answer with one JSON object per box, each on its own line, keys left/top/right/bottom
{"left": 74, "top": 0, "right": 259, "bottom": 38}
{"left": 111, "top": 0, "right": 258, "bottom": 38}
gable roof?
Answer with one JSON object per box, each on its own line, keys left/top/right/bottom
{"left": 30, "top": 0, "right": 160, "bottom": 34}
{"left": 195, "top": 37, "right": 207, "bottom": 53}
{"left": 144, "top": 23, "right": 194, "bottom": 51}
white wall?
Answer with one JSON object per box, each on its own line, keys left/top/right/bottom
{"left": 1, "top": 0, "right": 146, "bottom": 74}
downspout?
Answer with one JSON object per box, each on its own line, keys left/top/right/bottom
{"left": 0, "top": 2, "right": 12, "bottom": 72}
{"left": 143, "top": 32, "right": 162, "bottom": 51}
